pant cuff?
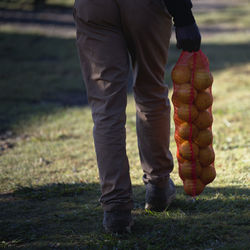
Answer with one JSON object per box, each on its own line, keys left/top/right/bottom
{"left": 143, "top": 174, "right": 170, "bottom": 187}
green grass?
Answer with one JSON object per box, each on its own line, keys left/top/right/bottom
{"left": 0, "top": 32, "right": 84, "bottom": 133}
{"left": 195, "top": 3, "right": 250, "bottom": 30}
{"left": 0, "top": 0, "right": 74, "bottom": 10}
{"left": 1, "top": 1, "right": 250, "bottom": 249}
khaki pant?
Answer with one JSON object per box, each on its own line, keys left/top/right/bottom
{"left": 73, "top": 0, "right": 173, "bottom": 211}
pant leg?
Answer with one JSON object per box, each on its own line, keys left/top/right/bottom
{"left": 118, "top": 0, "right": 174, "bottom": 186}
{"left": 73, "top": 0, "right": 133, "bottom": 211}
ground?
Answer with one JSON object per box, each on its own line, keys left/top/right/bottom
{"left": 0, "top": 0, "right": 250, "bottom": 249}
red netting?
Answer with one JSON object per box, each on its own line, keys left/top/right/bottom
{"left": 171, "top": 50, "right": 216, "bottom": 197}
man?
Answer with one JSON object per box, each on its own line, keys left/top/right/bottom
{"left": 73, "top": 0, "right": 201, "bottom": 233}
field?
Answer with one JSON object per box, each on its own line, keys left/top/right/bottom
{"left": 0, "top": 0, "right": 250, "bottom": 249}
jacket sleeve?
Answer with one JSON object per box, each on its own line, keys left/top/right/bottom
{"left": 164, "top": 0, "right": 196, "bottom": 27}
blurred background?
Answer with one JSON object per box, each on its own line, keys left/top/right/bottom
{"left": 0, "top": 0, "right": 250, "bottom": 249}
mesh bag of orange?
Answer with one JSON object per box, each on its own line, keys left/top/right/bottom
{"left": 171, "top": 50, "right": 216, "bottom": 197}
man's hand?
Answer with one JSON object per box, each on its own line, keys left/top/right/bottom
{"left": 175, "top": 23, "right": 201, "bottom": 52}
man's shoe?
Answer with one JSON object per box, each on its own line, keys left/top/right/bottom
{"left": 145, "top": 178, "right": 176, "bottom": 212}
{"left": 103, "top": 210, "right": 133, "bottom": 234}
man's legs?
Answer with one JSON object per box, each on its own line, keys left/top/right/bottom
{"left": 73, "top": 0, "right": 133, "bottom": 212}
{"left": 119, "top": 0, "right": 174, "bottom": 187}
{"left": 74, "top": 0, "right": 175, "bottom": 233}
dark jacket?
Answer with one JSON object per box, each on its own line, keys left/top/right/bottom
{"left": 164, "top": 0, "right": 195, "bottom": 27}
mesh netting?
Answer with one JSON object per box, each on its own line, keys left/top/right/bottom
{"left": 171, "top": 50, "right": 216, "bottom": 197}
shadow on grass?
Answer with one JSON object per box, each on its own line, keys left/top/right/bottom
{"left": 0, "top": 182, "right": 249, "bottom": 248}
{"left": 1, "top": 30, "right": 250, "bottom": 135}
{"left": 0, "top": 1, "right": 75, "bottom": 28}
{"left": 0, "top": 31, "right": 85, "bottom": 134}
{"left": 0, "top": 0, "right": 73, "bottom": 11}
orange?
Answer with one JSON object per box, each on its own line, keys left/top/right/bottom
{"left": 174, "top": 131, "right": 185, "bottom": 146}
{"left": 200, "top": 166, "right": 216, "bottom": 185}
{"left": 174, "top": 112, "right": 185, "bottom": 126}
{"left": 194, "top": 129, "right": 213, "bottom": 148}
{"left": 188, "top": 53, "right": 209, "bottom": 70}
{"left": 178, "top": 122, "right": 198, "bottom": 140}
{"left": 177, "top": 151, "right": 186, "bottom": 164}
{"left": 193, "top": 69, "right": 213, "bottom": 90}
{"left": 199, "top": 146, "right": 215, "bottom": 167}
{"left": 195, "top": 91, "right": 213, "bottom": 111}
{"left": 172, "top": 93, "right": 181, "bottom": 108}
{"left": 179, "top": 141, "right": 199, "bottom": 160}
{"left": 177, "top": 104, "right": 199, "bottom": 122}
{"left": 178, "top": 167, "right": 185, "bottom": 181}
{"left": 180, "top": 160, "right": 202, "bottom": 179}
{"left": 171, "top": 65, "right": 191, "bottom": 84}
{"left": 194, "top": 110, "right": 213, "bottom": 130}
{"left": 174, "top": 84, "right": 197, "bottom": 104}
{"left": 184, "top": 178, "right": 205, "bottom": 196}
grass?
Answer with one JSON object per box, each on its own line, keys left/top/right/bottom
{"left": 0, "top": 0, "right": 74, "bottom": 10}
{"left": 0, "top": 32, "right": 85, "bottom": 133}
{"left": 1, "top": 0, "right": 250, "bottom": 249}
{"left": 195, "top": 3, "right": 250, "bottom": 30}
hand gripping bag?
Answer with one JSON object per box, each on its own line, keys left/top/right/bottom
{"left": 171, "top": 50, "right": 216, "bottom": 197}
